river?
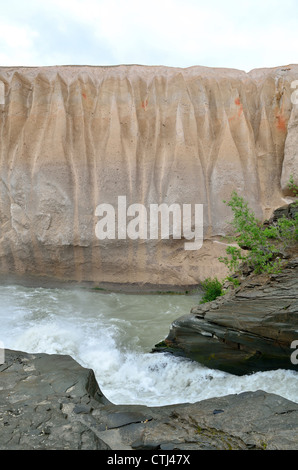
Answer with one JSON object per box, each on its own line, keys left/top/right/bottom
{"left": 1, "top": 284, "right": 297, "bottom": 406}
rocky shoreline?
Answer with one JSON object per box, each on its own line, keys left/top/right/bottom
{"left": 0, "top": 348, "right": 298, "bottom": 450}
{"left": 0, "top": 272, "right": 200, "bottom": 295}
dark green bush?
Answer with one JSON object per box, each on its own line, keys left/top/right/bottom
{"left": 200, "top": 277, "right": 224, "bottom": 304}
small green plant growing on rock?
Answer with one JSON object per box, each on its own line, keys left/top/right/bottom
{"left": 226, "top": 275, "right": 240, "bottom": 287}
{"left": 288, "top": 174, "right": 298, "bottom": 201}
{"left": 262, "top": 175, "right": 298, "bottom": 247}
{"left": 200, "top": 277, "right": 224, "bottom": 304}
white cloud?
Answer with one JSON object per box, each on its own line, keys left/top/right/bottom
{"left": 0, "top": 21, "right": 40, "bottom": 65}
{"left": 0, "top": 0, "right": 297, "bottom": 70}
{"left": 0, "top": 23, "right": 38, "bottom": 49}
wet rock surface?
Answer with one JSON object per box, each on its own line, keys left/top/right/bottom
{"left": 0, "top": 349, "right": 297, "bottom": 450}
{"left": 155, "top": 257, "right": 298, "bottom": 375}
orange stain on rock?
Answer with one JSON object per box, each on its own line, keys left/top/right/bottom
{"left": 82, "top": 92, "right": 87, "bottom": 99}
{"left": 276, "top": 113, "right": 287, "bottom": 132}
{"left": 229, "top": 97, "right": 243, "bottom": 121}
{"left": 141, "top": 99, "right": 148, "bottom": 110}
{"left": 234, "top": 97, "right": 243, "bottom": 117}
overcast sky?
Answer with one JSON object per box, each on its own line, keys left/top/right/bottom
{"left": 0, "top": 0, "right": 297, "bottom": 72}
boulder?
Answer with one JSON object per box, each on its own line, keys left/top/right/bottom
{"left": 0, "top": 349, "right": 110, "bottom": 450}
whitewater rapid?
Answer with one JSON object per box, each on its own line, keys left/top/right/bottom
{"left": 1, "top": 284, "right": 297, "bottom": 406}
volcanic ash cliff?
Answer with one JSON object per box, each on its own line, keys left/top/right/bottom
{"left": 0, "top": 64, "right": 297, "bottom": 287}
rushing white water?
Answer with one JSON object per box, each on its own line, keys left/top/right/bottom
{"left": 0, "top": 284, "right": 297, "bottom": 406}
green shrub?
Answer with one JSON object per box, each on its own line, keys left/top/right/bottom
{"left": 219, "top": 176, "right": 298, "bottom": 276}
{"left": 198, "top": 177, "right": 298, "bottom": 306}
{"left": 219, "top": 191, "right": 282, "bottom": 274}
{"left": 200, "top": 277, "right": 224, "bottom": 304}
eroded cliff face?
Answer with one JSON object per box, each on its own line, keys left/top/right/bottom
{"left": 0, "top": 64, "right": 297, "bottom": 287}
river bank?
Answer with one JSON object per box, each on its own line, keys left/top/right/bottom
{"left": 0, "top": 272, "right": 201, "bottom": 295}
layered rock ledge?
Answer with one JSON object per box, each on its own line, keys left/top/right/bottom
{"left": 155, "top": 256, "right": 298, "bottom": 375}
{"left": 0, "top": 349, "right": 298, "bottom": 450}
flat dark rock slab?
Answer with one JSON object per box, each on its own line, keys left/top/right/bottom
{"left": 155, "top": 258, "right": 298, "bottom": 375}
{"left": 0, "top": 349, "right": 298, "bottom": 450}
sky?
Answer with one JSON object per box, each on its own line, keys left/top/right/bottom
{"left": 0, "top": 0, "right": 297, "bottom": 72}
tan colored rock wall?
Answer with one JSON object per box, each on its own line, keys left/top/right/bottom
{"left": 0, "top": 64, "right": 297, "bottom": 287}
